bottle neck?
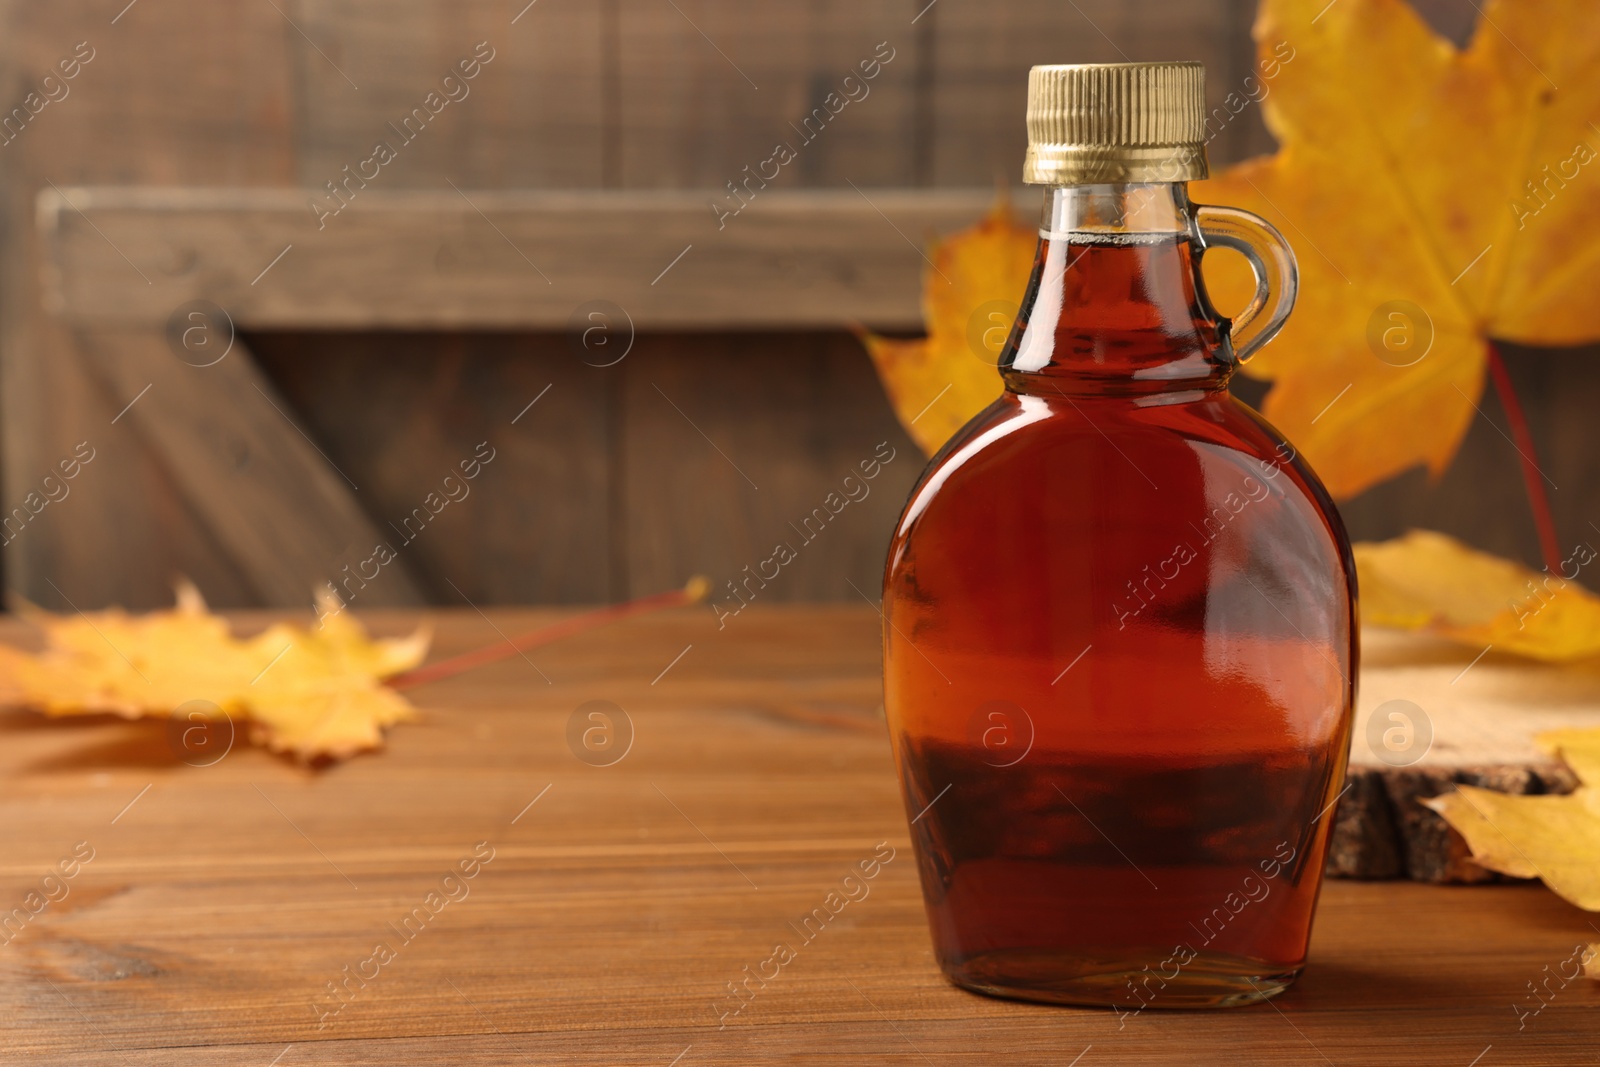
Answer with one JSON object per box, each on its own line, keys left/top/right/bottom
{"left": 1000, "top": 183, "right": 1229, "bottom": 397}
{"left": 1044, "top": 182, "right": 1195, "bottom": 235}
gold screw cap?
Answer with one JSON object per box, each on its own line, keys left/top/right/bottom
{"left": 1024, "top": 61, "right": 1209, "bottom": 185}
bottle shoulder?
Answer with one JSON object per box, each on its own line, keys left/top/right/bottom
{"left": 908, "top": 390, "right": 1322, "bottom": 501}
{"left": 883, "top": 388, "right": 1357, "bottom": 661}
{"left": 890, "top": 389, "right": 1352, "bottom": 569}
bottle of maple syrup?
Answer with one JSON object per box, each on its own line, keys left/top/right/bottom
{"left": 882, "top": 62, "right": 1356, "bottom": 1009}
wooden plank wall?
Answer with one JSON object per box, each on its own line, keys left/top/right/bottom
{"left": 0, "top": 0, "right": 304, "bottom": 610}
{"left": 0, "top": 0, "right": 1581, "bottom": 610}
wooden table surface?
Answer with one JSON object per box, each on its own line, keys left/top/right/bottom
{"left": 1, "top": 605, "right": 1595, "bottom": 1065}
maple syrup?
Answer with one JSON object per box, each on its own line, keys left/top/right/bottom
{"left": 881, "top": 63, "right": 1355, "bottom": 1009}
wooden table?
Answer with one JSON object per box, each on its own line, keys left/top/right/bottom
{"left": 1, "top": 606, "right": 1594, "bottom": 1064}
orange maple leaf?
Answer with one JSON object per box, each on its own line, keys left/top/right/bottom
{"left": 857, "top": 199, "right": 1035, "bottom": 456}
{"left": 1196, "top": 0, "right": 1600, "bottom": 499}
{"left": 0, "top": 582, "right": 429, "bottom": 761}
{"left": 1357, "top": 529, "right": 1600, "bottom": 660}
{"left": 864, "top": 1, "right": 1600, "bottom": 502}
{"left": 1426, "top": 726, "right": 1600, "bottom": 910}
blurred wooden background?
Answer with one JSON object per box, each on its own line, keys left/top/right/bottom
{"left": 1, "top": 0, "right": 1584, "bottom": 611}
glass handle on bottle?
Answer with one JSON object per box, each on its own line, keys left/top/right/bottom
{"left": 1196, "top": 205, "right": 1298, "bottom": 365}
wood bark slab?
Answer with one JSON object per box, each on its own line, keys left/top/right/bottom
{"left": 0, "top": 605, "right": 1595, "bottom": 1066}
{"left": 1329, "top": 628, "right": 1596, "bottom": 883}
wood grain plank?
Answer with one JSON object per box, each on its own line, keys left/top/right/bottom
{"left": 613, "top": 0, "right": 790, "bottom": 189}
{"left": 242, "top": 327, "right": 931, "bottom": 605}
{"left": 0, "top": 320, "right": 261, "bottom": 611}
{"left": 0, "top": 607, "right": 1593, "bottom": 1065}
{"left": 785, "top": 0, "right": 923, "bottom": 188}
{"left": 619, "top": 332, "right": 920, "bottom": 604}
{"left": 615, "top": 0, "right": 921, "bottom": 189}
{"left": 250, "top": 330, "right": 615, "bottom": 604}
{"left": 0, "top": 0, "right": 299, "bottom": 187}
{"left": 37, "top": 187, "right": 1015, "bottom": 329}
{"left": 289, "top": 0, "right": 605, "bottom": 189}
{"left": 0, "top": 0, "right": 298, "bottom": 604}
{"left": 70, "top": 330, "right": 425, "bottom": 608}
{"left": 928, "top": 0, "right": 1246, "bottom": 184}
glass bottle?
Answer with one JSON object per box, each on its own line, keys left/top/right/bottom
{"left": 881, "top": 62, "right": 1356, "bottom": 1009}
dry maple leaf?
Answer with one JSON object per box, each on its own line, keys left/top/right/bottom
{"left": 858, "top": 198, "right": 1035, "bottom": 455}
{"left": 865, "top": 1, "right": 1600, "bottom": 497}
{"left": 1356, "top": 529, "right": 1600, "bottom": 660}
{"left": 1196, "top": 0, "right": 1600, "bottom": 499}
{"left": 0, "top": 582, "right": 428, "bottom": 761}
{"left": 1425, "top": 726, "right": 1600, "bottom": 909}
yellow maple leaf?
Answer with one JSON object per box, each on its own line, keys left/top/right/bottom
{"left": 1424, "top": 726, "right": 1600, "bottom": 909}
{"left": 859, "top": 199, "right": 1035, "bottom": 455}
{"left": 1355, "top": 529, "right": 1600, "bottom": 660}
{"left": 865, "top": 2, "right": 1600, "bottom": 493}
{"left": 0, "top": 582, "right": 428, "bottom": 760}
{"left": 1196, "top": 0, "right": 1600, "bottom": 499}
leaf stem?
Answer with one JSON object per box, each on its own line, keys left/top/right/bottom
{"left": 386, "top": 577, "right": 710, "bottom": 690}
{"left": 1485, "top": 342, "right": 1562, "bottom": 574}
